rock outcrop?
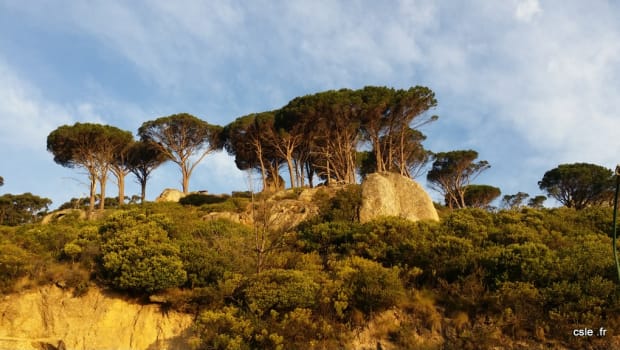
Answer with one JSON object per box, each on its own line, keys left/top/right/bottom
{"left": 265, "top": 199, "right": 319, "bottom": 231}
{"left": 202, "top": 197, "right": 318, "bottom": 232}
{"left": 202, "top": 211, "right": 253, "bottom": 225}
{"left": 359, "top": 172, "right": 439, "bottom": 223}
{"left": 0, "top": 286, "right": 193, "bottom": 350}
{"left": 41, "top": 209, "right": 86, "bottom": 224}
{"left": 155, "top": 188, "right": 186, "bottom": 202}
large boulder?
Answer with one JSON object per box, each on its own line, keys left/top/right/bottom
{"left": 155, "top": 189, "right": 186, "bottom": 202}
{"left": 359, "top": 172, "right": 439, "bottom": 223}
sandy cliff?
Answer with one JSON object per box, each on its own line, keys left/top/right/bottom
{"left": 0, "top": 286, "right": 193, "bottom": 350}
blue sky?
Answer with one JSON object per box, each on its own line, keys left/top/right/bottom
{"left": 1, "top": 0, "right": 619, "bottom": 208}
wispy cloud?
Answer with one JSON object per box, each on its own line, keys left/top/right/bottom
{"left": 0, "top": 56, "right": 151, "bottom": 205}
{"left": 2, "top": 0, "right": 620, "bottom": 205}
{"left": 0, "top": 58, "right": 73, "bottom": 151}
{"left": 515, "top": 0, "right": 542, "bottom": 22}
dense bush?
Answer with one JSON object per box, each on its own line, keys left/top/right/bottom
{"left": 100, "top": 211, "right": 186, "bottom": 293}
{"left": 180, "top": 193, "right": 229, "bottom": 206}
{"left": 332, "top": 256, "right": 404, "bottom": 315}
{"left": 235, "top": 269, "right": 320, "bottom": 316}
{"left": 0, "top": 193, "right": 52, "bottom": 225}
{"left": 2, "top": 200, "right": 620, "bottom": 348}
{"left": 0, "top": 242, "right": 33, "bottom": 290}
{"left": 310, "top": 185, "right": 362, "bottom": 223}
{"left": 177, "top": 220, "right": 254, "bottom": 288}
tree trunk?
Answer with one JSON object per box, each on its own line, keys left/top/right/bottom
{"left": 374, "top": 137, "right": 384, "bottom": 173}
{"left": 326, "top": 159, "right": 331, "bottom": 185}
{"left": 182, "top": 167, "right": 190, "bottom": 194}
{"left": 140, "top": 179, "right": 147, "bottom": 204}
{"left": 99, "top": 174, "right": 107, "bottom": 210}
{"left": 306, "top": 162, "right": 314, "bottom": 188}
{"left": 254, "top": 142, "right": 268, "bottom": 192}
{"left": 296, "top": 159, "right": 305, "bottom": 187}
{"left": 118, "top": 172, "right": 125, "bottom": 205}
{"left": 286, "top": 156, "right": 295, "bottom": 189}
{"left": 399, "top": 129, "right": 406, "bottom": 176}
{"left": 88, "top": 174, "right": 96, "bottom": 217}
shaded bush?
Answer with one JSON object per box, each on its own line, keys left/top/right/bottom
{"left": 0, "top": 193, "right": 52, "bottom": 225}
{"left": 332, "top": 257, "right": 404, "bottom": 316}
{"left": 180, "top": 193, "right": 229, "bottom": 206}
{"left": 309, "top": 185, "right": 362, "bottom": 223}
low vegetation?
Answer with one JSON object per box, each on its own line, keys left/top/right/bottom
{"left": 1, "top": 186, "right": 619, "bottom": 349}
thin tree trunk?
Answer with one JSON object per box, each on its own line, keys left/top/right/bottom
{"left": 306, "top": 162, "right": 314, "bottom": 188}
{"left": 182, "top": 166, "right": 190, "bottom": 194}
{"left": 99, "top": 174, "right": 107, "bottom": 210}
{"left": 399, "top": 129, "right": 406, "bottom": 176}
{"left": 258, "top": 159, "right": 267, "bottom": 192}
{"left": 296, "top": 159, "right": 304, "bottom": 187}
{"left": 88, "top": 173, "right": 96, "bottom": 217}
{"left": 374, "top": 137, "right": 384, "bottom": 173}
{"left": 140, "top": 179, "right": 147, "bottom": 204}
{"left": 326, "top": 159, "right": 331, "bottom": 185}
{"left": 118, "top": 172, "right": 125, "bottom": 206}
{"left": 286, "top": 156, "right": 295, "bottom": 189}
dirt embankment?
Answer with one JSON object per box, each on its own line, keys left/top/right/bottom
{"left": 0, "top": 285, "right": 192, "bottom": 350}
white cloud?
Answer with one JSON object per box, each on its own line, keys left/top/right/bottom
{"left": 0, "top": 59, "right": 73, "bottom": 151}
{"left": 493, "top": 6, "right": 620, "bottom": 168}
{"left": 3, "top": 0, "right": 620, "bottom": 205}
{"left": 0, "top": 56, "right": 151, "bottom": 207}
{"left": 194, "top": 151, "right": 247, "bottom": 193}
{"left": 515, "top": 0, "right": 542, "bottom": 22}
{"left": 9, "top": 1, "right": 434, "bottom": 93}
{"left": 0, "top": 58, "right": 139, "bottom": 153}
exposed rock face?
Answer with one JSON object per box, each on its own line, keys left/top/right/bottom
{"left": 265, "top": 199, "right": 319, "bottom": 231}
{"left": 202, "top": 198, "right": 318, "bottom": 232}
{"left": 155, "top": 188, "right": 186, "bottom": 202}
{"left": 202, "top": 211, "right": 253, "bottom": 225}
{"left": 359, "top": 172, "right": 439, "bottom": 223}
{"left": 0, "top": 286, "right": 193, "bottom": 350}
{"left": 41, "top": 209, "right": 86, "bottom": 224}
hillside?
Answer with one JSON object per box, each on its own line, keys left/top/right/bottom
{"left": 1, "top": 185, "right": 620, "bottom": 349}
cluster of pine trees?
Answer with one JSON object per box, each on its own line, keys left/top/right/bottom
{"left": 45, "top": 86, "right": 442, "bottom": 214}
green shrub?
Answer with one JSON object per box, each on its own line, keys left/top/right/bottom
{"left": 100, "top": 211, "right": 186, "bottom": 293}
{"left": 556, "top": 233, "right": 615, "bottom": 281}
{"left": 306, "top": 185, "right": 363, "bottom": 224}
{"left": 442, "top": 208, "right": 492, "bottom": 245}
{"left": 332, "top": 256, "right": 404, "bottom": 316}
{"left": 497, "top": 282, "right": 545, "bottom": 338}
{"left": 192, "top": 306, "right": 253, "bottom": 350}
{"left": 231, "top": 191, "right": 253, "bottom": 199}
{"left": 0, "top": 242, "right": 33, "bottom": 290}
{"left": 15, "top": 224, "right": 79, "bottom": 258}
{"left": 358, "top": 217, "right": 434, "bottom": 267}
{"left": 236, "top": 269, "right": 320, "bottom": 316}
{"left": 200, "top": 200, "right": 239, "bottom": 213}
{"left": 177, "top": 220, "right": 254, "bottom": 288}
{"left": 296, "top": 221, "right": 362, "bottom": 262}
